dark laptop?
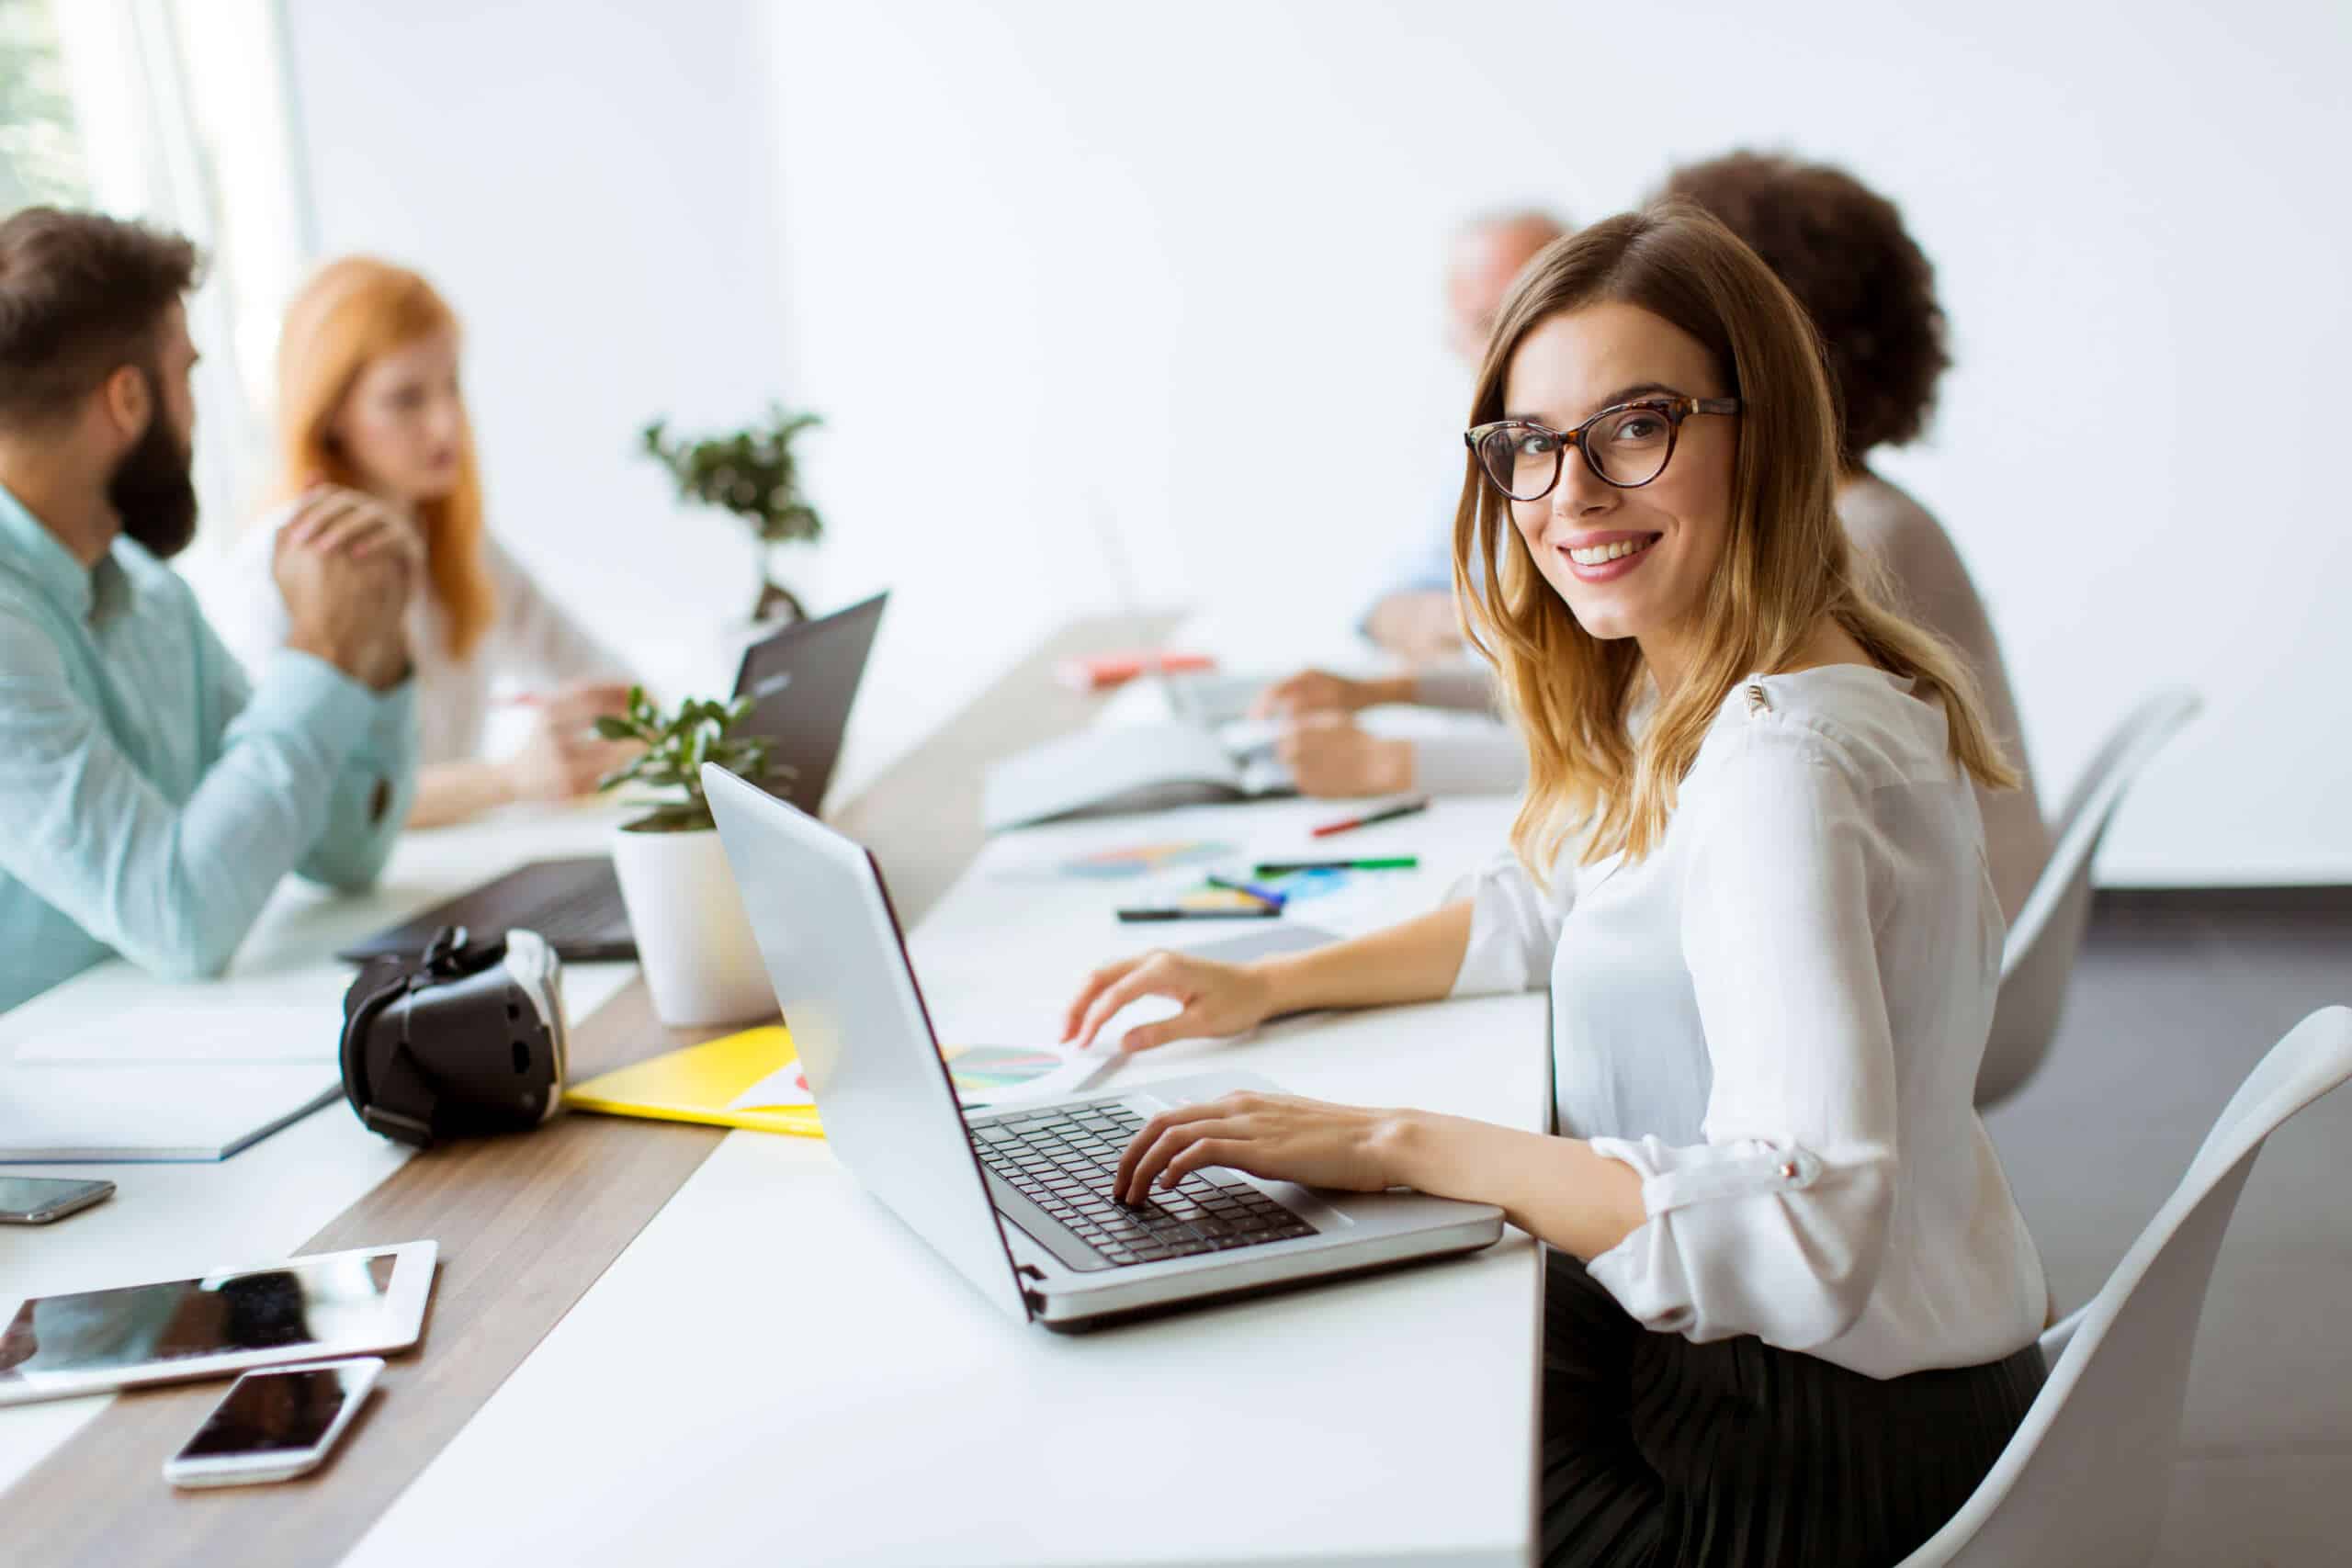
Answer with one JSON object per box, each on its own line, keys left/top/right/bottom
{"left": 336, "top": 592, "right": 888, "bottom": 964}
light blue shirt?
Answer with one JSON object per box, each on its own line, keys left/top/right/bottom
{"left": 0, "top": 483, "right": 418, "bottom": 1012}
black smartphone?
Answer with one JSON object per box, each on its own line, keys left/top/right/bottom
{"left": 0, "top": 1175, "right": 117, "bottom": 1224}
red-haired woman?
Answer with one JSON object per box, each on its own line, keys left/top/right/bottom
{"left": 218, "top": 258, "right": 633, "bottom": 827}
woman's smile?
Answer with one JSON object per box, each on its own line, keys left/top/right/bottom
{"left": 1559, "top": 528, "right": 1663, "bottom": 582}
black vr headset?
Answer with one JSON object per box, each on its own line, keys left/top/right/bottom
{"left": 339, "top": 925, "right": 569, "bottom": 1148}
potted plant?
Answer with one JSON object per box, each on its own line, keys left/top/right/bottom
{"left": 595, "top": 687, "right": 793, "bottom": 1027}
{"left": 640, "top": 403, "right": 825, "bottom": 624}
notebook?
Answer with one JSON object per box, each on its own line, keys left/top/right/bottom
{"left": 565, "top": 1026, "right": 1127, "bottom": 1137}
{"left": 564, "top": 1025, "right": 824, "bottom": 1138}
{"left": 0, "top": 1066, "right": 341, "bottom": 1163}
{"left": 981, "top": 721, "right": 1295, "bottom": 832}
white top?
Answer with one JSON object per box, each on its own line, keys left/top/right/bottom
{"left": 1450, "top": 664, "right": 2048, "bottom": 1380}
{"left": 217, "top": 514, "right": 628, "bottom": 765}
{"left": 1402, "top": 476, "right": 2052, "bottom": 921}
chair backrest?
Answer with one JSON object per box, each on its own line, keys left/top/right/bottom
{"left": 1978, "top": 687, "right": 2202, "bottom": 1105}
{"left": 1902, "top": 1006, "right": 2352, "bottom": 1568}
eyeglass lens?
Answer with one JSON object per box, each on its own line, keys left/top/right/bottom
{"left": 1476, "top": 406, "right": 1677, "bottom": 499}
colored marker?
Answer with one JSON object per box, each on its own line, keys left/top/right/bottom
{"left": 1253, "top": 856, "right": 1419, "bottom": 874}
{"left": 1204, "top": 874, "right": 1287, "bottom": 909}
{"left": 1309, "top": 796, "right": 1430, "bottom": 839}
{"left": 1115, "top": 906, "right": 1280, "bottom": 923}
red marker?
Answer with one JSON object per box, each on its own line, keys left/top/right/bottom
{"left": 1309, "top": 796, "right": 1430, "bottom": 839}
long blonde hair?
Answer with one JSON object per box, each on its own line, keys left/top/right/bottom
{"left": 1454, "top": 205, "right": 2016, "bottom": 877}
{"left": 270, "top": 256, "right": 492, "bottom": 658}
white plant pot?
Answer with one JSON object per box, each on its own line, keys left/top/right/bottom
{"left": 608, "top": 822, "right": 775, "bottom": 1028}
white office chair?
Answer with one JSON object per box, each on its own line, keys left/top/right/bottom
{"left": 1978, "top": 687, "right": 2203, "bottom": 1106}
{"left": 1900, "top": 1004, "right": 2352, "bottom": 1567}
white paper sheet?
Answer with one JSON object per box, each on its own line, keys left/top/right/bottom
{"left": 11, "top": 1002, "right": 343, "bottom": 1065}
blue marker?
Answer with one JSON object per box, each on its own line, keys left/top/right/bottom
{"left": 1204, "top": 874, "right": 1287, "bottom": 910}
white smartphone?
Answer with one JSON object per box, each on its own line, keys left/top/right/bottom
{"left": 0, "top": 1176, "right": 116, "bottom": 1224}
{"left": 163, "top": 1357, "right": 382, "bottom": 1488}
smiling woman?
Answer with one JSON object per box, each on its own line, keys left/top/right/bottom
{"left": 1059, "top": 204, "right": 2052, "bottom": 1568}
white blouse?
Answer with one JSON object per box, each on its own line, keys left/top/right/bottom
{"left": 1452, "top": 665, "right": 2047, "bottom": 1380}
{"left": 217, "top": 517, "right": 628, "bottom": 766}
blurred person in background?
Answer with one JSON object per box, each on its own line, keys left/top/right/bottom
{"left": 1363, "top": 208, "right": 1570, "bottom": 662}
{"left": 1656, "top": 152, "right": 2046, "bottom": 917}
{"left": 0, "top": 209, "right": 417, "bottom": 1011}
{"left": 216, "top": 257, "right": 636, "bottom": 829}
{"left": 1268, "top": 155, "right": 2047, "bottom": 921}
{"left": 1255, "top": 209, "right": 1566, "bottom": 798}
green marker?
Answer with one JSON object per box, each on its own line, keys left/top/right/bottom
{"left": 1253, "top": 856, "right": 1419, "bottom": 874}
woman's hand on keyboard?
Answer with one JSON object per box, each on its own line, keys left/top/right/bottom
{"left": 1114, "top": 1090, "right": 1406, "bottom": 1203}
{"left": 1061, "top": 951, "right": 1275, "bottom": 1055}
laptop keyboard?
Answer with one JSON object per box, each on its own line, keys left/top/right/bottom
{"left": 511, "top": 881, "right": 628, "bottom": 946}
{"left": 971, "top": 1101, "right": 1317, "bottom": 1270}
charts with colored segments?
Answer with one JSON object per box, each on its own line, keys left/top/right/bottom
{"left": 1161, "top": 868, "right": 1353, "bottom": 911}
{"left": 944, "top": 1045, "right": 1069, "bottom": 1096}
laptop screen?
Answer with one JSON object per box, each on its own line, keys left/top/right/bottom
{"left": 729, "top": 592, "right": 887, "bottom": 817}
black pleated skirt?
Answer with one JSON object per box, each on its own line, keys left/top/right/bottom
{"left": 1540, "top": 1251, "right": 2046, "bottom": 1568}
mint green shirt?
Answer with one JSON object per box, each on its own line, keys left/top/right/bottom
{"left": 0, "top": 484, "right": 418, "bottom": 1012}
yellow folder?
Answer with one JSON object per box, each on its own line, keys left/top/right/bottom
{"left": 565, "top": 1024, "right": 824, "bottom": 1139}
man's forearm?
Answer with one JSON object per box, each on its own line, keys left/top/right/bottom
{"left": 294, "top": 673, "right": 418, "bottom": 890}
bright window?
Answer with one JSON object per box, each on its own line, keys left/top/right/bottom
{"left": 4, "top": 0, "right": 310, "bottom": 548}
{"left": 0, "top": 0, "right": 89, "bottom": 208}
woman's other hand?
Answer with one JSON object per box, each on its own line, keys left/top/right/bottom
{"left": 1061, "top": 950, "right": 1278, "bottom": 1054}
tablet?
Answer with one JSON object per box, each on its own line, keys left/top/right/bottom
{"left": 0, "top": 1240, "right": 436, "bottom": 1407}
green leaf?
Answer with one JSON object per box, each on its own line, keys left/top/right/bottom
{"left": 637, "top": 403, "right": 827, "bottom": 600}
{"left": 594, "top": 677, "right": 797, "bottom": 817}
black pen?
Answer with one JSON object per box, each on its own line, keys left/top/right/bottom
{"left": 1115, "top": 906, "right": 1280, "bottom": 922}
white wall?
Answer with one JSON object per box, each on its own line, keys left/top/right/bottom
{"left": 277, "top": 0, "right": 815, "bottom": 740}
{"left": 763, "top": 0, "right": 2352, "bottom": 884}
{"left": 277, "top": 0, "right": 2352, "bottom": 881}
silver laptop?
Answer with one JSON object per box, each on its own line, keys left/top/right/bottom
{"left": 703, "top": 766, "right": 1503, "bottom": 1330}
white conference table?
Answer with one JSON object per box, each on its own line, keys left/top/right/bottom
{"left": 3, "top": 618, "right": 1554, "bottom": 1565}
{"left": 343, "top": 792, "right": 1545, "bottom": 1568}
